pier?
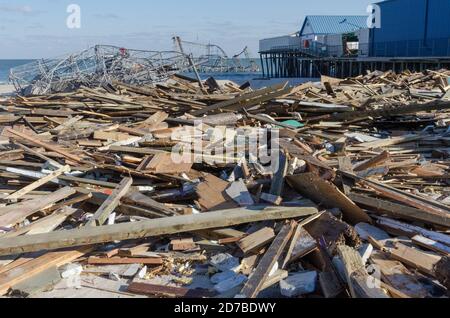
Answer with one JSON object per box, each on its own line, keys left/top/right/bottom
{"left": 259, "top": 50, "right": 450, "bottom": 78}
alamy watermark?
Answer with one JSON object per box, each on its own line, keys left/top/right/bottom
{"left": 67, "top": 4, "right": 81, "bottom": 29}
{"left": 367, "top": 4, "right": 381, "bottom": 29}
{"left": 170, "top": 121, "right": 281, "bottom": 174}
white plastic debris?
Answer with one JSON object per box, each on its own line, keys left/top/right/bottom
{"left": 280, "top": 271, "right": 318, "bottom": 297}
{"left": 60, "top": 263, "right": 83, "bottom": 279}
{"left": 358, "top": 243, "right": 374, "bottom": 264}
{"left": 210, "top": 253, "right": 240, "bottom": 272}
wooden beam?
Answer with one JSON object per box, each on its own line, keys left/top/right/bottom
{"left": 0, "top": 206, "right": 317, "bottom": 256}
{"left": 337, "top": 245, "right": 388, "bottom": 298}
{"left": 5, "top": 128, "right": 84, "bottom": 163}
{"left": 287, "top": 173, "right": 371, "bottom": 225}
{"left": 353, "top": 151, "right": 390, "bottom": 172}
{"left": 87, "top": 257, "right": 163, "bottom": 266}
{"left": 0, "top": 187, "right": 76, "bottom": 228}
{"left": 239, "top": 221, "right": 296, "bottom": 298}
{"left": 350, "top": 193, "right": 450, "bottom": 228}
{"left": 389, "top": 243, "right": 441, "bottom": 277}
{"left": 128, "top": 282, "right": 215, "bottom": 298}
{"left": 88, "top": 177, "right": 133, "bottom": 226}
{"left": 237, "top": 227, "right": 275, "bottom": 254}
{"left": 0, "top": 247, "right": 91, "bottom": 295}
{"left": 191, "top": 82, "right": 287, "bottom": 116}
{"left": 4, "top": 165, "right": 70, "bottom": 201}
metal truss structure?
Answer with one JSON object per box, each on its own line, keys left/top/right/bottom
{"left": 9, "top": 45, "right": 192, "bottom": 95}
{"left": 173, "top": 36, "right": 260, "bottom": 73}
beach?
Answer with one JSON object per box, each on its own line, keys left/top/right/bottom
{"left": 0, "top": 84, "right": 15, "bottom": 97}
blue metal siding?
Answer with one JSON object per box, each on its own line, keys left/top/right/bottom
{"left": 427, "top": 0, "right": 450, "bottom": 39}
{"left": 370, "top": 0, "right": 450, "bottom": 57}
{"left": 373, "top": 0, "right": 427, "bottom": 42}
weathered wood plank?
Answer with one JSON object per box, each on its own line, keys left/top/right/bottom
{"left": 0, "top": 187, "right": 76, "bottom": 227}
{"left": 4, "top": 165, "right": 70, "bottom": 201}
{"left": 239, "top": 221, "right": 296, "bottom": 298}
{"left": 88, "top": 177, "right": 133, "bottom": 226}
{"left": 287, "top": 173, "right": 371, "bottom": 225}
{"left": 0, "top": 206, "right": 317, "bottom": 256}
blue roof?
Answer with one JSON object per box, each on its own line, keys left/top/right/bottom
{"left": 300, "top": 16, "right": 368, "bottom": 35}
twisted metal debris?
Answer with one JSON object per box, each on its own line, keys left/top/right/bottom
{"left": 9, "top": 45, "right": 192, "bottom": 96}
{"left": 173, "top": 36, "right": 260, "bottom": 73}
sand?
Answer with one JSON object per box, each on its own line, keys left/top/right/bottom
{"left": 0, "top": 84, "right": 15, "bottom": 97}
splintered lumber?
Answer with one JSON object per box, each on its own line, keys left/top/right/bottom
{"left": 145, "top": 153, "right": 193, "bottom": 174}
{"left": 122, "top": 190, "right": 174, "bottom": 216}
{"left": 370, "top": 251, "right": 429, "bottom": 298}
{"left": 331, "top": 100, "right": 450, "bottom": 121}
{"left": 412, "top": 235, "right": 450, "bottom": 255}
{"left": 88, "top": 177, "right": 133, "bottom": 226}
{"left": 0, "top": 206, "right": 318, "bottom": 256}
{"left": 389, "top": 243, "right": 441, "bottom": 277}
{"left": 349, "top": 193, "right": 450, "bottom": 228}
{"left": 287, "top": 173, "right": 371, "bottom": 225}
{"left": 1, "top": 206, "right": 78, "bottom": 238}
{"left": 5, "top": 128, "right": 84, "bottom": 163}
{"left": 376, "top": 217, "right": 450, "bottom": 246}
{"left": 239, "top": 221, "right": 296, "bottom": 298}
{"left": 195, "top": 174, "right": 238, "bottom": 211}
{"left": 433, "top": 257, "right": 450, "bottom": 290}
{"left": 282, "top": 212, "right": 324, "bottom": 268}
{"left": 0, "top": 247, "right": 92, "bottom": 295}
{"left": 128, "top": 282, "right": 215, "bottom": 298}
{"left": 170, "top": 238, "right": 196, "bottom": 251}
{"left": 337, "top": 245, "right": 388, "bottom": 298}
{"left": 341, "top": 171, "right": 450, "bottom": 216}
{"left": 4, "top": 165, "right": 70, "bottom": 201}
{"left": 283, "top": 227, "right": 317, "bottom": 267}
{"left": 353, "top": 151, "right": 390, "bottom": 172}
{"left": 87, "top": 257, "right": 163, "bottom": 266}
{"left": 237, "top": 227, "right": 275, "bottom": 254}
{"left": 0, "top": 187, "right": 76, "bottom": 227}
{"left": 191, "top": 82, "right": 287, "bottom": 116}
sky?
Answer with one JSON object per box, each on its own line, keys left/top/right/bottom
{"left": 0, "top": 0, "right": 374, "bottom": 59}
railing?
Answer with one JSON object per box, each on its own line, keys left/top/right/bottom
{"left": 261, "top": 38, "right": 450, "bottom": 59}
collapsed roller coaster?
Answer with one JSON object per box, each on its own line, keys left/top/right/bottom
{"left": 9, "top": 45, "right": 193, "bottom": 95}
{"left": 173, "top": 36, "right": 260, "bottom": 73}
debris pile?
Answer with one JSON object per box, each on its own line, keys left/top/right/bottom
{"left": 9, "top": 45, "right": 191, "bottom": 96}
{"left": 0, "top": 69, "right": 449, "bottom": 298}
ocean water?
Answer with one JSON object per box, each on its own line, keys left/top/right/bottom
{"left": 0, "top": 60, "right": 34, "bottom": 84}
{"left": 0, "top": 59, "right": 313, "bottom": 89}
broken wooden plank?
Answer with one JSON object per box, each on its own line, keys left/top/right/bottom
{"left": 337, "top": 245, "right": 389, "bottom": 298}
{"left": 370, "top": 250, "right": 430, "bottom": 298}
{"left": 128, "top": 282, "right": 215, "bottom": 298}
{"left": 0, "top": 247, "right": 92, "bottom": 295}
{"left": 0, "top": 187, "right": 76, "bottom": 227}
{"left": 4, "top": 165, "right": 70, "bottom": 201}
{"left": 353, "top": 151, "right": 390, "bottom": 172}
{"left": 412, "top": 235, "right": 450, "bottom": 256}
{"left": 88, "top": 177, "right": 133, "bottom": 226}
{"left": 287, "top": 173, "right": 371, "bottom": 225}
{"left": 239, "top": 221, "right": 296, "bottom": 298}
{"left": 389, "top": 243, "right": 441, "bottom": 277}
{"left": 237, "top": 227, "right": 275, "bottom": 254}
{"left": 192, "top": 82, "right": 287, "bottom": 116}
{"left": 87, "top": 257, "right": 163, "bottom": 266}
{"left": 350, "top": 193, "right": 450, "bottom": 228}
{"left": 5, "top": 128, "right": 84, "bottom": 163}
